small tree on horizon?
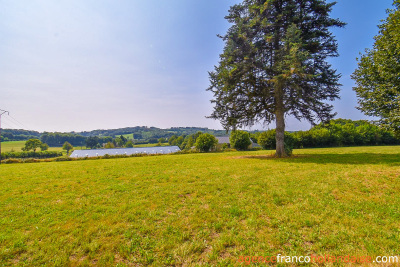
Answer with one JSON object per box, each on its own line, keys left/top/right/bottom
{"left": 22, "top": 139, "right": 42, "bottom": 152}
{"left": 62, "top": 142, "right": 73, "bottom": 154}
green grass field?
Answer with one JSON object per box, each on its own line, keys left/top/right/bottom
{"left": 1, "top": 141, "right": 64, "bottom": 153}
{"left": 0, "top": 146, "right": 399, "bottom": 266}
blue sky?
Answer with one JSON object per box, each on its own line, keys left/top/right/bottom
{"left": 0, "top": 0, "right": 394, "bottom": 132}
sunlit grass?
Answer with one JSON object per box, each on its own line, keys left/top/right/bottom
{"left": 0, "top": 146, "right": 399, "bottom": 265}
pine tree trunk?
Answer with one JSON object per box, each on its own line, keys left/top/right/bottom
{"left": 275, "top": 82, "right": 286, "bottom": 158}
{"left": 275, "top": 107, "right": 286, "bottom": 157}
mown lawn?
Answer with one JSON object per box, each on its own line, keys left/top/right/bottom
{"left": 0, "top": 146, "right": 399, "bottom": 266}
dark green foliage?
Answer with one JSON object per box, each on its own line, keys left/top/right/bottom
{"left": 85, "top": 137, "right": 100, "bottom": 149}
{"left": 41, "top": 132, "right": 86, "bottom": 147}
{"left": 84, "top": 136, "right": 112, "bottom": 149}
{"left": 352, "top": 0, "right": 400, "bottom": 135}
{"left": 195, "top": 133, "right": 218, "bottom": 152}
{"left": 257, "top": 130, "right": 294, "bottom": 155}
{"left": 207, "top": 0, "right": 345, "bottom": 157}
{"left": 0, "top": 129, "right": 40, "bottom": 141}
{"left": 1, "top": 151, "right": 62, "bottom": 159}
{"left": 230, "top": 131, "right": 252, "bottom": 150}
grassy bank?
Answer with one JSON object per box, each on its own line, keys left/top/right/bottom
{"left": 0, "top": 146, "right": 399, "bottom": 265}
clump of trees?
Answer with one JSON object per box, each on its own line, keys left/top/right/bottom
{"left": 0, "top": 129, "right": 40, "bottom": 142}
{"left": 85, "top": 136, "right": 113, "bottom": 149}
{"left": 41, "top": 132, "right": 86, "bottom": 147}
{"left": 22, "top": 139, "right": 50, "bottom": 152}
{"left": 169, "top": 132, "right": 203, "bottom": 150}
{"left": 257, "top": 119, "right": 399, "bottom": 150}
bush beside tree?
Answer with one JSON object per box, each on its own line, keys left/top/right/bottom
{"left": 230, "top": 131, "right": 252, "bottom": 150}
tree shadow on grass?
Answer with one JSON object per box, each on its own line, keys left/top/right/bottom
{"left": 236, "top": 153, "right": 400, "bottom": 166}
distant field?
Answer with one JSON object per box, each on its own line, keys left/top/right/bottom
{"left": 0, "top": 141, "right": 26, "bottom": 152}
{"left": 119, "top": 134, "right": 134, "bottom": 140}
{"left": 0, "top": 146, "right": 399, "bottom": 265}
{"left": 134, "top": 142, "right": 170, "bottom": 148}
{"left": 1, "top": 141, "right": 78, "bottom": 153}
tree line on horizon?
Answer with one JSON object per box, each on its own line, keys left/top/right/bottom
{"left": 2, "top": 118, "right": 399, "bottom": 150}
{"left": 1, "top": 118, "right": 398, "bottom": 161}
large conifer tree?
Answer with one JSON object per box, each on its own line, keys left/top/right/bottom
{"left": 208, "top": 0, "right": 345, "bottom": 157}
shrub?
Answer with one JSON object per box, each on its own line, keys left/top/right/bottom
{"left": 230, "top": 131, "right": 252, "bottom": 150}
{"left": 257, "top": 130, "right": 276, "bottom": 150}
{"left": 125, "top": 141, "right": 134, "bottom": 148}
{"left": 195, "top": 133, "right": 218, "bottom": 152}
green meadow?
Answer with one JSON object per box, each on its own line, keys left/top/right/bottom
{"left": 1, "top": 141, "right": 64, "bottom": 153}
{"left": 0, "top": 146, "right": 399, "bottom": 266}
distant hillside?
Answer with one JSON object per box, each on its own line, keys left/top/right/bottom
{"left": 1, "top": 127, "right": 228, "bottom": 142}
{"left": 77, "top": 127, "right": 228, "bottom": 139}
{"left": 1, "top": 129, "right": 41, "bottom": 142}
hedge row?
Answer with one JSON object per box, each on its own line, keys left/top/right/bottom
{"left": 0, "top": 151, "right": 62, "bottom": 159}
{"left": 256, "top": 120, "right": 399, "bottom": 150}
